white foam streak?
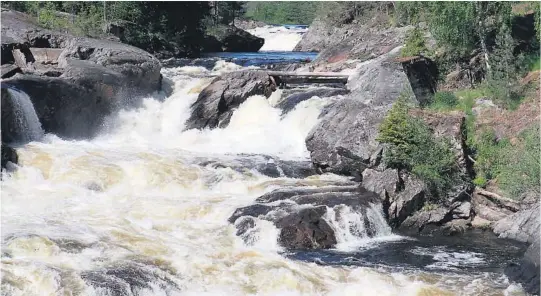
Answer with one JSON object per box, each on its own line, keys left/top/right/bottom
{"left": 248, "top": 26, "right": 308, "bottom": 51}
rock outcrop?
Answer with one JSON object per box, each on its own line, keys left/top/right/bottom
{"left": 185, "top": 71, "right": 276, "bottom": 130}
{"left": 294, "top": 18, "right": 412, "bottom": 70}
{"left": 1, "top": 9, "right": 161, "bottom": 141}
{"left": 305, "top": 47, "right": 416, "bottom": 176}
{"left": 228, "top": 185, "right": 384, "bottom": 249}
{"left": 505, "top": 236, "right": 540, "bottom": 296}
{"left": 204, "top": 25, "right": 264, "bottom": 52}
{"left": 493, "top": 204, "right": 540, "bottom": 244}
{"left": 471, "top": 188, "right": 521, "bottom": 222}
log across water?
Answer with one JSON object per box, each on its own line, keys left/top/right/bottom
{"left": 206, "top": 70, "right": 350, "bottom": 87}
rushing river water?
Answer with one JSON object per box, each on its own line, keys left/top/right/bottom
{"left": 0, "top": 27, "right": 529, "bottom": 296}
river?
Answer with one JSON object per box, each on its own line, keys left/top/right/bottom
{"left": 0, "top": 26, "right": 529, "bottom": 296}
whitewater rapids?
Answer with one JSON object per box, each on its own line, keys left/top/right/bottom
{"left": 247, "top": 26, "right": 307, "bottom": 52}
{"left": 1, "top": 61, "right": 526, "bottom": 296}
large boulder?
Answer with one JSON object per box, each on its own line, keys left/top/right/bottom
{"left": 362, "top": 168, "right": 473, "bottom": 235}
{"left": 1, "top": 9, "right": 161, "bottom": 141}
{"left": 228, "top": 185, "right": 385, "bottom": 250}
{"left": 185, "top": 71, "right": 276, "bottom": 130}
{"left": 294, "top": 18, "right": 412, "bottom": 67}
{"left": 471, "top": 188, "right": 521, "bottom": 222}
{"left": 205, "top": 25, "right": 264, "bottom": 52}
{"left": 493, "top": 204, "right": 540, "bottom": 244}
{"left": 305, "top": 47, "right": 416, "bottom": 176}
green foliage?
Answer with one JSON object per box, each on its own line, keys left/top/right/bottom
{"left": 245, "top": 1, "right": 318, "bottom": 25}
{"left": 400, "top": 27, "right": 428, "bottom": 57}
{"left": 428, "top": 91, "right": 459, "bottom": 111}
{"left": 4, "top": 1, "right": 211, "bottom": 56}
{"left": 377, "top": 94, "right": 461, "bottom": 199}
{"left": 473, "top": 176, "right": 488, "bottom": 187}
{"left": 472, "top": 126, "right": 540, "bottom": 199}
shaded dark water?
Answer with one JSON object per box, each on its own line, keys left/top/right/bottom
{"left": 286, "top": 230, "right": 527, "bottom": 274}
{"left": 202, "top": 51, "right": 319, "bottom": 66}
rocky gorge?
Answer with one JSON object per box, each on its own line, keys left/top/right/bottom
{"left": 1, "top": 4, "right": 539, "bottom": 296}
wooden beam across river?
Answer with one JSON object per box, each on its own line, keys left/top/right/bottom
{"left": 265, "top": 71, "right": 350, "bottom": 87}
{"left": 205, "top": 70, "right": 350, "bottom": 87}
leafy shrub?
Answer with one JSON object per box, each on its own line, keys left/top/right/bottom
{"left": 429, "top": 91, "right": 459, "bottom": 111}
{"left": 378, "top": 94, "right": 461, "bottom": 199}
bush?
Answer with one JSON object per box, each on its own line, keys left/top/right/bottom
{"left": 471, "top": 126, "right": 540, "bottom": 199}
{"left": 400, "top": 27, "right": 428, "bottom": 57}
{"left": 378, "top": 94, "right": 461, "bottom": 199}
{"left": 429, "top": 91, "right": 459, "bottom": 111}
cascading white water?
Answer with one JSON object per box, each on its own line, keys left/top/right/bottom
{"left": 324, "top": 204, "right": 402, "bottom": 252}
{"left": 1, "top": 62, "right": 524, "bottom": 296}
{"left": 247, "top": 26, "right": 308, "bottom": 51}
{"left": 3, "top": 88, "right": 44, "bottom": 143}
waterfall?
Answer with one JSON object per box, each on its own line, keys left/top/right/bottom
{"left": 3, "top": 87, "right": 44, "bottom": 143}
{"left": 247, "top": 25, "right": 308, "bottom": 51}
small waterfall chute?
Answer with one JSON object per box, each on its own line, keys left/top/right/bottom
{"left": 1, "top": 85, "right": 44, "bottom": 143}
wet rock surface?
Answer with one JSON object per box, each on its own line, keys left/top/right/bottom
{"left": 277, "top": 88, "right": 349, "bottom": 115}
{"left": 185, "top": 71, "right": 276, "bottom": 130}
{"left": 1, "top": 143, "right": 18, "bottom": 170}
{"left": 229, "top": 186, "right": 381, "bottom": 250}
{"left": 505, "top": 236, "right": 540, "bottom": 295}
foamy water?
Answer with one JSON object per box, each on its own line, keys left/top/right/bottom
{"left": 248, "top": 26, "right": 307, "bottom": 52}
{"left": 1, "top": 62, "right": 526, "bottom": 296}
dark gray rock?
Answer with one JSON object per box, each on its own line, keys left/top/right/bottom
{"left": 277, "top": 88, "right": 349, "bottom": 115}
{"left": 277, "top": 206, "right": 337, "bottom": 249}
{"left": 195, "top": 154, "right": 316, "bottom": 179}
{"left": 493, "top": 204, "right": 540, "bottom": 244}
{"left": 185, "top": 71, "right": 276, "bottom": 130}
{"left": 205, "top": 25, "right": 264, "bottom": 52}
{"left": 1, "top": 143, "right": 18, "bottom": 170}
{"left": 1, "top": 63, "right": 21, "bottom": 78}
{"left": 229, "top": 185, "right": 382, "bottom": 249}
{"left": 505, "top": 236, "right": 540, "bottom": 295}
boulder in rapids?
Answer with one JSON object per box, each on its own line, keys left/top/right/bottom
{"left": 228, "top": 185, "right": 383, "bottom": 250}
{"left": 1, "top": 143, "right": 18, "bottom": 171}
{"left": 185, "top": 71, "right": 276, "bottom": 130}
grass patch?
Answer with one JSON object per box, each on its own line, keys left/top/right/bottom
{"left": 471, "top": 126, "right": 540, "bottom": 199}
{"left": 428, "top": 91, "right": 459, "bottom": 111}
